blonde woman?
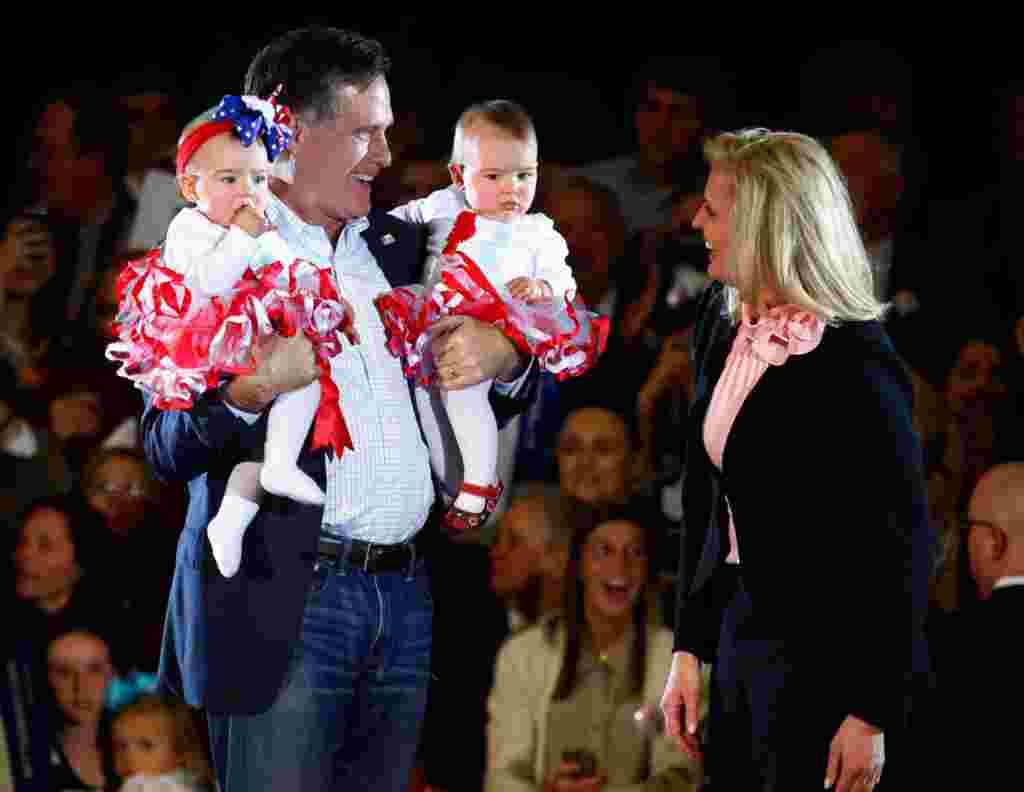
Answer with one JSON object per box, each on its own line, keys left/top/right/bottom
{"left": 658, "top": 129, "right": 932, "bottom": 791}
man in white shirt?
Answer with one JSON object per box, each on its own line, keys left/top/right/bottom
{"left": 145, "top": 27, "right": 536, "bottom": 792}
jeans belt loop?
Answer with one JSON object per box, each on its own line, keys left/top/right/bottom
{"left": 363, "top": 542, "right": 373, "bottom": 574}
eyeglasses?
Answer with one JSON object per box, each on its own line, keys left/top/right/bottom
{"left": 89, "top": 482, "right": 148, "bottom": 499}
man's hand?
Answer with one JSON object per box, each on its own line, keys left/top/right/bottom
{"left": 660, "top": 650, "right": 703, "bottom": 761}
{"left": 429, "top": 315, "right": 526, "bottom": 390}
{"left": 230, "top": 204, "right": 271, "bottom": 237}
{"left": 825, "top": 715, "right": 884, "bottom": 791}
{"left": 224, "top": 332, "right": 319, "bottom": 412}
{"left": 542, "top": 761, "right": 606, "bottom": 792}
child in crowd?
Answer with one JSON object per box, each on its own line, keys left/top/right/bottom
{"left": 107, "top": 92, "right": 358, "bottom": 577}
{"left": 111, "top": 693, "right": 213, "bottom": 791}
{"left": 375, "top": 100, "right": 608, "bottom": 532}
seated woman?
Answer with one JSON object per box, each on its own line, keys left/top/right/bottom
{"left": 9, "top": 494, "right": 128, "bottom": 679}
{"left": 45, "top": 627, "right": 118, "bottom": 790}
{"left": 486, "top": 500, "right": 703, "bottom": 792}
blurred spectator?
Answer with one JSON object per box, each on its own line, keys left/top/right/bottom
{"left": 1, "top": 364, "right": 70, "bottom": 532}
{"left": 829, "top": 128, "right": 959, "bottom": 383}
{"left": 44, "top": 629, "right": 117, "bottom": 790}
{"left": 486, "top": 500, "right": 701, "bottom": 791}
{"left": 577, "top": 56, "right": 728, "bottom": 236}
{"left": 115, "top": 73, "right": 187, "bottom": 253}
{"left": 26, "top": 92, "right": 135, "bottom": 325}
{"left": 943, "top": 338, "right": 1015, "bottom": 497}
{"left": 79, "top": 447, "right": 178, "bottom": 669}
{"left": 527, "top": 175, "right": 668, "bottom": 449}
{"left": 49, "top": 253, "right": 147, "bottom": 463}
{"left": 418, "top": 488, "right": 573, "bottom": 792}
{"left": 554, "top": 407, "right": 632, "bottom": 506}
{"left": 80, "top": 449, "right": 159, "bottom": 542}
{"left": 542, "top": 175, "right": 624, "bottom": 314}
{"left": 507, "top": 175, "right": 631, "bottom": 485}
{"left": 490, "top": 485, "right": 571, "bottom": 634}
{"left": 799, "top": 40, "right": 930, "bottom": 230}
{"left": 8, "top": 495, "right": 128, "bottom": 681}
{"left": 0, "top": 209, "right": 71, "bottom": 419}
{"left": 110, "top": 693, "right": 214, "bottom": 792}
{"left": 925, "top": 462, "right": 1024, "bottom": 788}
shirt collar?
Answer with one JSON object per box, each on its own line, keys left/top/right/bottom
{"left": 994, "top": 576, "right": 1024, "bottom": 591}
{"left": 266, "top": 191, "right": 370, "bottom": 239}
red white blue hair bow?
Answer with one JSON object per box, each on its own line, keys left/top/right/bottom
{"left": 176, "top": 87, "right": 293, "bottom": 177}
{"left": 211, "top": 94, "right": 292, "bottom": 162}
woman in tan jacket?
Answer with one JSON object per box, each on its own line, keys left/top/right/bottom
{"left": 486, "top": 500, "right": 703, "bottom": 792}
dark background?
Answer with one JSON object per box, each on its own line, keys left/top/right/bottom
{"left": 12, "top": 19, "right": 1020, "bottom": 199}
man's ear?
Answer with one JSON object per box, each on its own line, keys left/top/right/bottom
{"left": 178, "top": 173, "right": 199, "bottom": 203}
{"left": 287, "top": 115, "right": 306, "bottom": 151}
{"left": 449, "top": 163, "right": 465, "bottom": 190}
{"left": 991, "top": 524, "right": 1011, "bottom": 562}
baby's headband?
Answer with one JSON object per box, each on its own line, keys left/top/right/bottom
{"left": 176, "top": 86, "right": 293, "bottom": 178}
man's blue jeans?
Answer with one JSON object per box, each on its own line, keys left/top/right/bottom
{"left": 207, "top": 552, "right": 433, "bottom": 791}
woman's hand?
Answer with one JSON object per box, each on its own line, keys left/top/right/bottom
{"left": 825, "top": 715, "right": 884, "bottom": 791}
{"left": 430, "top": 315, "right": 526, "bottom": 390}
{"left": 660, "top": 650, "right": 703, "bottom": 761}
{"left": 542, "top": 761, "right": 607, "bottom": 792}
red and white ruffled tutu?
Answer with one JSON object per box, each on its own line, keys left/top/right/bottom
{"left": 374, "top": 211, "right": 609, "bottom": 387}
{"left": 106, "top": 249, "right": 356, "bottom": 456}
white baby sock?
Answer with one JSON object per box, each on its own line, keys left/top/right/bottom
{"left": 207, "top": 495, "right": 260, "bottom": 578}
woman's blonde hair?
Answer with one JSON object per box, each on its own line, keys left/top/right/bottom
{"left": 705, "top": 128, "right": 886, "bottom": 323}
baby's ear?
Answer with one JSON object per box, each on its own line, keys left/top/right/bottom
{"left": 448, "top": 163, "right": 465, "bottom": 189}
{"left": 178, "top": 173, "right": 199, "bottom": 203}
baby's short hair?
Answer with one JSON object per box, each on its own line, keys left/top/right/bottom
{"left": 450, "top": 99, "right": 536, "bottom": 165}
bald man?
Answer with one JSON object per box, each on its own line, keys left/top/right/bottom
{"left": 965, "top": 462, "right": 1024, "bottom": 598}
{"left": 490, "top": 487, "right": 570, "bottom": 631}
{"left": 926, "top": 463, "right": 1024, "bottom": 788}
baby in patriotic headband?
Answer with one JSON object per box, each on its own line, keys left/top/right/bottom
{"left": 107, "top": 92, "right": 358, "bottom": 578}
{"left": 375, "top": 100, "right": 608, "bottom": 532}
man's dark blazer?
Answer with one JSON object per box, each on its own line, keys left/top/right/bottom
{"left": 145, "top": 211, "right": 537, "bottom": 716}
{"left": 925, "top": 583, "right": 1024, "bottom": 788}
{"left": 673, "top": 281, "right": 934, "bottom": 732}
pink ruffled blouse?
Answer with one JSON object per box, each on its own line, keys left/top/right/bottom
{"left": 703, "top": 303, "right": 825, "bottom": 563}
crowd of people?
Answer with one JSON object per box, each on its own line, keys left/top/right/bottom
{"left": 2, "top": 31, "right": 1022, "bottom": 791}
